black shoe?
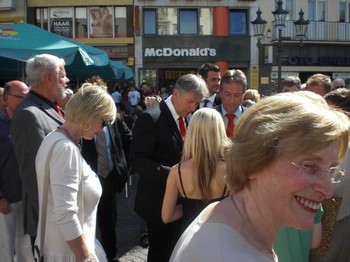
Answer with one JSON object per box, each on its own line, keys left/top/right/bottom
{"left": 139, "top": 233, "right": 149, "bottom": 248}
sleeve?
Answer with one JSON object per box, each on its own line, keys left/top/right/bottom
{"left": 11, "top": 109, "right": 46, "bottom": 187}
{"left": 129, "top": 112, "right": 171, "bottom": 188}
{"left": 49, "top": 142, "right": 83, "bottom": 241}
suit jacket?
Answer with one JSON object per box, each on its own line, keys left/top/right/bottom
{"left": 11, "top": 91, "right": 64, "bottom": 237}
{"left": 196, "top": 93, "right": 222, "bottom": 110}
{"left": 130, "top": 100, "right": 184, "bottom": 225}
{"left": 81, "top": 113, "right": 132, "bottom": 184}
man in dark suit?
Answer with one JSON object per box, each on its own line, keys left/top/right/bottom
{"left": 82, "top": 113, "right": 132, "bottom": 261}
{"left": 214, "top": 69, "right": 247, "bottom": 139}
{"left": 196, "top": 63, "right": 222, "bottom": 109}
{"left": 130, "top": 74, "right": 208, "bottom": 262}
{"left": 11, "top": 54, "right": 68, "bottom": 251}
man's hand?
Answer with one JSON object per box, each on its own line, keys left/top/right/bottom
{"left": 0, "top": 197, "right": 11, "bottom": 215}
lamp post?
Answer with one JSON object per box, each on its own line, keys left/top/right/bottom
{"left": 251, "top": 0, "right": 309, "bottom": 93}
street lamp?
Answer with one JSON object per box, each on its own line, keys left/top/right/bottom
{"left": 251, "top": 0, "right": 309, "bottom": 93}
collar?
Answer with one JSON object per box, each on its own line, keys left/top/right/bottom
{"left": 165, "top": 95, "right": 180, "bottom": 121}
{"left": 221, "top": 104, "right": 244, "bottom": 118}
{"left": 30, "top": 90, "right": 56, "bottom": 108}
{"left": 0, "top": 109, "right": 10, "bottom": 122}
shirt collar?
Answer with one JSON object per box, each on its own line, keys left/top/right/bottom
{"left": 165, "top": 95, "right": 180, "bottom": 121}
{"left": 221, "top": 104, "right": 244, "bottom": 117}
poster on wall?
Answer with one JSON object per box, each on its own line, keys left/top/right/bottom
{"left": 50, "top": 8, "right": 73, "bottom": 38}
{"left": 90, "top": 6, "right": 113, "bottom": 38}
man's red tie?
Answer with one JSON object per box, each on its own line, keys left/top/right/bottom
{"left": 53, "top": 103, "right": 64, "bottom": 119}
{"left": 226, "top": 114, "right": 235, "bottom": 138}
{"left": 178, "top": 116, "right": 187, "bottom": 140}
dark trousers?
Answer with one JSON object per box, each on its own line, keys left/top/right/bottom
{"left": 146, "top": 220, "right": 182, "bottom": 262}
{"left": 97, "top": 167, "right": 118, "bottom": 261}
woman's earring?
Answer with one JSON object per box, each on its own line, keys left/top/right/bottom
{"left": 81, "top": 123, "right": 91, "bottom": 131}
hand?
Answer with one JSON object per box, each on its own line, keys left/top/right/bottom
{"left": 0, "top": 197, "right": 11, "bottom": 215}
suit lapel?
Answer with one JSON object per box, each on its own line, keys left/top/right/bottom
{"left": 160, "top": 101, "right": 183, "bottom": 145}
{"left": 28, "top": 93, "right": 64, "bottom": 124}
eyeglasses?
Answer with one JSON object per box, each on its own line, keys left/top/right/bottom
{"left": 284, "top": 158, "right": 345, "bottom": 183}
{"left": 335, "top": 85, "right": 345, "bottom": 89}
{"left": 7, "top": 94, "right": 26, "bottom": 99}
{"left": 101, "top": 119, "right": 112, "bottom": 128}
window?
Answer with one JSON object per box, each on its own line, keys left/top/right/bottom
{"left": 308, "top": 0, "right": 326, "bottom": 21}
{"left": 229, "top": 10, "right": 248, "bottom": 35}
{"left": 143, "top": 7, "right": 212, "bottom": 35}
{"left": 75, "top": 7, "right": 87, "bottom": 38}
{"left": 276, "top": 0, "right": 294, "bottom": 20}
{"left": 199, "top": 8, "right": 213, "bottom": 35}
{"left": 157, "top": 8, "right": 177, "bottom": 35}
{"left": 50, "top": 7, "right": 74, "bottom": 38}
{"left": 179, "top": 9, "right": 198, "bottom": 34}
{"left": 340, "top": 2, "right": 346, "bottom": 22}
{"left": 35, "top": 8, "right": 48, "bottom": 30}
{"left": 144, "top": 9, "right": 156, "bottom": 34}
{"left": 115, "top": 7, "right": 127, "bottom": 37}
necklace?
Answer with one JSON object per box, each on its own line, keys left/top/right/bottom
{"left": 230, "top": 195, "right": 276, "bottom": 259}
{"left": 57, "top": 126, "right": 80, "bottom": 148}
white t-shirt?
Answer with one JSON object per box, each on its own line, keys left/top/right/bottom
{"left": 111, "top": 91, "right": 122, "bottom": 104}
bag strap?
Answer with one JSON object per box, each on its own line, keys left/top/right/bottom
{"left": 37, "top": 138, "right": 64, "bottom": 257}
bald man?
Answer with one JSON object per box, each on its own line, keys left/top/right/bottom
{"left": 0, "top": 87, "right": 6, "bottom": 112}
{"left": 0, "top": 80, "right": 32, "bottom": 261}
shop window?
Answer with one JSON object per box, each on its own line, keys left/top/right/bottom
{"left": 229, "top": 10, "right": 247, "bottom": 35}
{"left": 115, "top": 7, "right": 127, "bottom": 37}
{"left": 49, "top": 7, "right": 74, "bottom": 38}
{"left": 144, "top": 9, "right": 156, "bottom": 35}
{"left": 89, "top": 6, "right": 113, "bottom": 38}
{"left": 179, "top": 9, "right": 198, "bottom": 35}
{"left": 75, "top": 7, "right": 87, "bottom": 38}
{"left": 35, "top": 8, "right": 48, "bottom": 30}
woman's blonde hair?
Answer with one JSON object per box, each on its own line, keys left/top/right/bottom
{"left": 65, "top": 83, "right": 116, "bottom": 125}
{"left": 182, "top": 108, "right": 232, "bottom": 201}
{"left": 226, "top": 91, "right": 350, "bottom": 192}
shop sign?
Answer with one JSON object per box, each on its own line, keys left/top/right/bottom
{"left": 144, "top": 47, "right": 216, "bottom": 57}
{"left": 288, "top": 55, "right": 350, "bottom": 66}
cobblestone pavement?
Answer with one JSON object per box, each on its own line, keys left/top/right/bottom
{"left": 117, "top": 175, "right": 148, "bottom": 262}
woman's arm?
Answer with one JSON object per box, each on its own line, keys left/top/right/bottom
{"left": 50, "top": 142, "right": 93, "bottom": 259}
{"left": 67, "top": 235, "right": 92, "bottom": 262}
{"left": 161, "top": 166, "right": 183, "bottom": 223}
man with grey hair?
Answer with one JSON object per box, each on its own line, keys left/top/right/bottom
{"left": 11, "top": 54, "right": 69, "bottom": 253}
{"left": 332, "top": 78, "right": 346, "bottom": 90}
{"left": 130, "top": 74, "right": 208, "bottom": 262}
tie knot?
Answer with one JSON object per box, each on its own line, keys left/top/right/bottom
{"left": 226, "top": 114, "right": 235, "bottom": 121}
{"left": 203, "top": 99, "right": 210, "bottom": 107}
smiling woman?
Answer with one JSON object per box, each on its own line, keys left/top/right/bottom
{"left": 170, "top": 91, "right": 350, "bottom": 262}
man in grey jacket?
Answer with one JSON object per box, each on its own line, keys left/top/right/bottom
{"left": 11, "top": 54, "right": 68, "bottom": 253}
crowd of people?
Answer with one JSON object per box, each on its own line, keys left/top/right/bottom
{"left": 1, "top": 55, "right": 350, "bottom": 262}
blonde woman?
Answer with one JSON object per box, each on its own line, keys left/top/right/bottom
{"left": 162, "top": 108, "right": 232, "bottom": 232}
{"left": 35, "top": 84, "right": 116, "bottom": 261}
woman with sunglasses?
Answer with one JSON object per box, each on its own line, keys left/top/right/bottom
{"left": 170, "top": 91, "right": 350, "bottom": 262}
{"left": 35, "top": 83, "right": 116, "bottom": 262}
